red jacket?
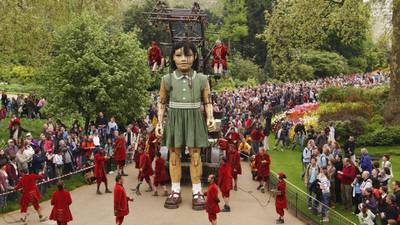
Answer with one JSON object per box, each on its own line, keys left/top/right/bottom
{"left": 275, "top": 180, "right": 287, "bottom": 209}
{"left": 154, "top": 157, "right": 167, "bottom": 184}
{"left": 114, "top": 183, "right": 129, "bottom": 217}
{"left": 255, "top": 153, "right": 271, "bottom": 177}
{"left": 147, "top": 132, "right": 158, "bottom": 162}
{"left": 81, "top": 141, "right": 94, "bottom": 158}
{"left": 212, "top": 45, "right": 228, "bottom": 68}
{"left": 218, "top": 163, "right": 233, "bottom": 193}
{"left": 148, "top": 46, "right": 163, "bottom": 64}
{"left": 218, "top": 138, "right": 229, "bottom": 151}
{"left": 14, "top": 174, "right": 43, "bottom": 205}
{"left": 205, "top": 182, "right": 220, "bottom": 214}
{"left": 251, "top": 129, "right": 264, "bottom": 142}
{"left": 228, "top": 149, "right": 242, "bottom": 175}
{"left": 338, "top": 164, "right": 356, "bottom": 185}
{"left": 94, "top": 152, "right": 106, "bottom": 179}
{"left": 114, "top": 138, "right": 126, "bottom": 162}
{"left": 139, "top": 152, "right": 153, "bottom": 178}
{"left": 49, "top": 190, "right": 73, "bottom": 222}
{"left": 227, "top": 131, "right": 240, "bottom": 145}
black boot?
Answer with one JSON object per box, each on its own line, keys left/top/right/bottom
{"left": 221, "top": 205, "right": 231, "bottom": 212}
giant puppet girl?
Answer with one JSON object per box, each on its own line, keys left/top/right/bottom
{"left": 155, "top": 42, "right": 216, "bottom": 210}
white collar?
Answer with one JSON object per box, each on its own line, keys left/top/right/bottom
{"left": 174, "top": 70, "right": 197, "bottom": 80}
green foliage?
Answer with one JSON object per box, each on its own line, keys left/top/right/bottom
{"left": 229, "top": 54, "right": 265, "bottom": 82}
{"left": 0, "top": 65, "right": 37, "bottom": 83}
{"left": 262, "top": 0, "right": 371, "bottom": 80}
{"left": 43, "top": 12, "right": 150, "bottom": 128}
{"left": 294, "top": 64, "right": 314, "bottom": 80}
{"left": 318, "top": 86, "right": 389, "bottom": 112}
{"left": 356, "top": 126, "right": 400, "bottom": 146}
{"left": 213, "top": 77, "right": 257, "bottom": 93}
{"left": 122, "top": 0, "right": 170, "bottom": 48}
{"left": 220, "top": 0, "right": 248, "bottom": 42}
{"left": 300, "top": 50, "right": 349, "bottom": 78}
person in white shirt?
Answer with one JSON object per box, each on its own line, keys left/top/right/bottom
{"left": 318, "top": 167, "right": 330, "bottom": 222}
{"left": 360, "top": 171, "right": 372, "bottom": 193}
{"left": 53, "top": 151, "right": 64, "bottom": 177}
{"left": 358, "top": 203, "right": 375, "bottom": 225}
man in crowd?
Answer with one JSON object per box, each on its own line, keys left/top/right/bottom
{"left": 337, "top": 158, "right": 356, "bottom": 210}
{"left": 304, "top": 157, "right": 319, "bottom": 211}
{"left": 344, "top": 136, "right": 356, "bottom": 163}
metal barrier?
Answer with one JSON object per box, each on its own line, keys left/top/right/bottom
{"left": 269, "top": 170, "right": 356, "bottom": 225}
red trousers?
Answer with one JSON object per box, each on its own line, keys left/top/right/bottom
{"left": 116, "top": 216, "right": 124, "bottom": 225}
{"left": 20, "top": 198, "right": 40, "bottom": 213}
{"left": 57, "top": 222, "right": 68, "bottom": 225}
{"left": 276, "top": 207, "right": 284, "bottom": 217}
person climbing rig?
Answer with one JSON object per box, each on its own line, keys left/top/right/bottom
{"left": 212, "top": 40, "right": 228, "bottom": 77}
{"left": 148, "top": 41, "right": 165, "bottom": 74}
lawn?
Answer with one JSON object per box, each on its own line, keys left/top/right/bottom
{"left": 267, "top": 135, "right": 399, "bottom": 224}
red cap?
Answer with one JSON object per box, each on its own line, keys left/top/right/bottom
{"left": 278, "top": 172, "right": 286, "bottom": 179}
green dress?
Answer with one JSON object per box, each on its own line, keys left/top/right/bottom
{"left": 162, "top": 70, "right": 209, "bottom": 148}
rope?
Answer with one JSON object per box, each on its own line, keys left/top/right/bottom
{"left": 0, "top": 165, "right": 94, "bottom": 197}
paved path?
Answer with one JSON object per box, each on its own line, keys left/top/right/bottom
{"left": 1, "top": 161, "right": 304, "bottom": 225}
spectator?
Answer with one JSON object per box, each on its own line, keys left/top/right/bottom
{"left": 304, "top": 157, "right": 319, "bottom": 211}
{"left": 393, "top": 181, "right": 400, "bottom": 206}
{"left": 380, "top": 194, "right": 399, "bottom": 225}
{"left": 352, "top": 174, "right": 363, "bottom": 214}
{"left": 302, "top": 140, "right": 314, "bottom": 177}
{"left": 318, "top": 167, "right": 330, "bottom": 222}
{"left": 358, "top": 203, "right": 376, "bottom": 225}
{"left": 337, "top": 158, "right": 357, "bottom": 210}
{"left": 381, "top": 154, "right": 394, "bottom": 179}
{"left": 359, "top": 148, "right": 372, "bottom": 174}
{"left": 344, "top": 136, "right": 356, "bottom": 163}
{"left": 250, "top": 125, "right": 264, "bottom": 156}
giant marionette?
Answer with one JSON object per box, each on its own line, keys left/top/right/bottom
{"left": 156, "top": 41, "right": 215, "bottom": 210}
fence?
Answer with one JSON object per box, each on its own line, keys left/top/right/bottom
{"left": 269, "top": 170, "right": 356, "bottom": 225}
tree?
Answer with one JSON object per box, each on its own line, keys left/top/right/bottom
{"left": 384, "top": 0, "right": 400, "bottom": 124}
{"left": 261, "top": 0, "right": 371, "bottom": 80}
{"left": 122, "top": 0, "right": 170, "bottom": 48}
{"left": 301, "top": 50, "right": 349, "bottom": 77}
{"left": 243, "top": 0, "right": 275, "bottom": 66}
{"left": 220, "top": 0, "right": 249, "bottom": 53}
{"left": 43, "top": 12, "right": 150, "bottom": 130}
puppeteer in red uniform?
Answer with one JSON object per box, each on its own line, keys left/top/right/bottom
{"left": 218, "top": 157, "right": 233, "bottom": 212}
{"left": 255, "top": 148, "right": 271, "bottom": 193}
{"left": 114, "top": 175, "right": 133, "bottom": 225}
{"left": 114, "top": 133, "right": 127, "bottom": 176}
{"left": 49, "top": 181, "right": 73, "bottom": 225}
{"left": 212, "top": 40, "right": 228, "bottom": 76}
{"left": 133, "top": 148, "right": 154, "bottom": 195}
{"left": 275, "top": 172, "right": 287, "bottom": 224}
{"left": 94, "top": 149, "right": 111, "bottom": 194}
{"left": 153, "top": 151, "right": 169, "bottom": 196}
{"left": 147, "top": 41, "right": 165, "bottom": 73}
{"left": 205, "top": 174, "right": 220, "bottom": 225}
{"left": 14, "top": 169, "right": 47, "bottom": 222}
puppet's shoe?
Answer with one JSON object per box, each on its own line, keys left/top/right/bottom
{"left": 192, "top": 193, "right": 206, "bottom": 211}
{"left": 164, "top": 192, "right": 181, "bottom": 209}
{"left": 39, "top": 215, "right": 47, "bottom": 222}
{"left": 221, "top": 205, "right": 231, "bottom": 212}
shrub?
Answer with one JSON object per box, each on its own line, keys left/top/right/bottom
{"left": 0, "top": 65, "right": 37, "bottom": 83}
{"left": 356, "top": 126, "right": 400, "bottom": 146}
{"left": 229, "top": 54, "right": 264, "bottom": 83}
{"left": 317, "top": 102, "right": 373, "bottom": 120}
{"left": 300, "top": 50, "right": 349, "bottom": 78}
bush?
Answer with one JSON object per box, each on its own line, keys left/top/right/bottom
{"left": 356, "top": 126, "right": 400, "bottom": 146}
{"left": 317, "top": 102, "right": 373, "bottom": 120}
{"left": 318, "top": 86, "right": 389, "bottom": 105}
{"left": 300, "top": 50, "right": 349, "bottom": 78}
{"left": 229, "top": 54, "right": 264, "bottom": 83}
{"left": 0, "top": 65, "right": 37, "bottom": 83}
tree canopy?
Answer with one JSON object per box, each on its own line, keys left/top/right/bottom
{"left": 43, "top": 12, "right": 150, "bottom": 128}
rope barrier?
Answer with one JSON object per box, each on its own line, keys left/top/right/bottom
{"left": 0, "top": 165, "right": 94, "bottom": 197}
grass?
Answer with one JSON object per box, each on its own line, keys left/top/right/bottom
{"left": 267, "top": 135, "right": 400, "bottom": 224}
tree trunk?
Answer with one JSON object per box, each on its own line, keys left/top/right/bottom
{"left": 384, "top": 0, "right": 400, "bottom": 124}
{"left": 84, "top": 115, "right": 90, "bottom": 134}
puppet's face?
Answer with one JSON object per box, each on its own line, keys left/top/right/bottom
{"left": 173, "top": 47, "right": 196, "bottom": 73}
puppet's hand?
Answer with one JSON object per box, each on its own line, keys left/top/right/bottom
{"left": 207, "top": 118, "right": 216, "bottom": 132}
{"left": 155, "top": 122, "right": 163, "bottom": 138}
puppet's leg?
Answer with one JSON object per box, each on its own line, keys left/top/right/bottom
{"left": 190, "top": 148, "right": 205, "bottom": 210}
{"left": 164, "top": 147, "right": 182, "bottom": 209}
